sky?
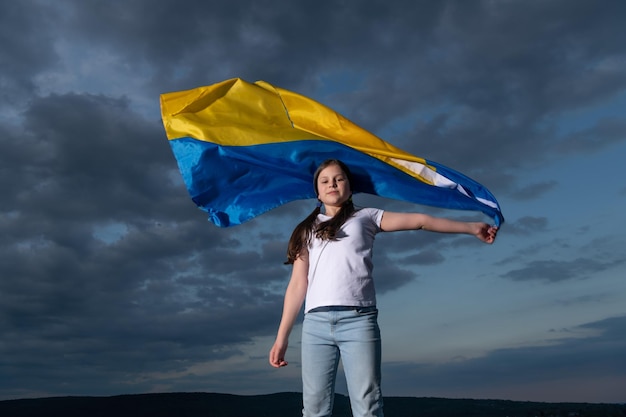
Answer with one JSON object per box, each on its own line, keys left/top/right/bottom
{"left": 1, "top": 0, "right": 625, "bottom": 404}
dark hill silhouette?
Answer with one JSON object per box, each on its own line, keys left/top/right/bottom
{"left": 0, "top": 392, "right": 624, "bottom": 417}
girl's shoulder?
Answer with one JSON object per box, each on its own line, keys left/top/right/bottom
{"left": 353, "top": 207, "right": 384, "bottom": 227}
{"left": 354, "top": 206, "right": 384, "bottom": 215}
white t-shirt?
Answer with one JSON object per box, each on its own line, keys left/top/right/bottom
{"left": 304, "top": 207, "right": 384, "bottom": 313}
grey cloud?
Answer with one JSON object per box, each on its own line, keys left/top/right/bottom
{"left": 501, "top": 258, "right": 615, "bottom": 283}
{"left": 382, "top": 315, "right": 626, "bottom": 401}
{"left": 502, "top": 216, "right": 549, "bottom": 235}
{"left": 403, "top": 250, "right": 446, "bottom": 266}
{"left": 510, "top": 182, "right": 559, "bottom": 201}
{"left": 0, "top": 90, "right": 291, "bottom": 399}
{"left": 372, "top": 253, "right": 419, "bottom": 294}
{"left": 554, "top": 117, "right": 626, "bottom": 154}
{"left": 0, "top": 2, "right": 60, "bottom": 99}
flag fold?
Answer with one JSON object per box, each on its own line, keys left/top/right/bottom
{"left": 160, "top": 78, "right": 504, "bottom": 227}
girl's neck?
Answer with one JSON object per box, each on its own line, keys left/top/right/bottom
{"left": 324, "top": 205, "right": 341, "bottom": 217}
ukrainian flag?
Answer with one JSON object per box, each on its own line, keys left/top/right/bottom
{"left": 161, "top": 78, "right": 504, "bottom": 227}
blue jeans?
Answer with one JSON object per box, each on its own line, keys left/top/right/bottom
{"left": 301, "top": 307, "right": 384, "bottom": 417}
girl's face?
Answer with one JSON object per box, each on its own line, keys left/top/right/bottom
{"left": 316, "top": 163, "right": 351, "bottom": 209}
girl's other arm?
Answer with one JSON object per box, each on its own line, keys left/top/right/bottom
{"left": 381, "top": 212, "right": 498, "bottom": 244}
{"left": 269, "top": 253, "right": 309, "bottom": 368}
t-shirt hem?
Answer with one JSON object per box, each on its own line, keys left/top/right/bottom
{"left": 305, "top": 300, "right": 376, "bottom": 314}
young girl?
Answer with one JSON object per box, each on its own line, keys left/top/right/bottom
{"left": 269, "top": 159, "right": 498, "bottom": 417}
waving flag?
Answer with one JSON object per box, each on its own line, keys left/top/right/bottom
{"left": 160, "top": 78, "right": 504, "bottom": 227}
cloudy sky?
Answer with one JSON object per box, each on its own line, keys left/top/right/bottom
{"left": 1, "top": 0, "right": 625, "bottom": 404}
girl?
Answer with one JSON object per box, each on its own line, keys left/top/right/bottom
{"left": 269, "top": 159, "right": 498, "bottom": 417}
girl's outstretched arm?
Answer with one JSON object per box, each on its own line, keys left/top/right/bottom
{"left": 269, "top": 252, "right": 309, "bottom": 368}
{"left": 381, "top": 212, "right": 498, "bottom": 243}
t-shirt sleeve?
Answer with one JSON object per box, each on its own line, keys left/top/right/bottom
{"left": 364, "top": 207, "right": 384, "bottom": 231}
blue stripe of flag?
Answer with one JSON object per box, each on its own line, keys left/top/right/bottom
{"left": 170, "top": 137, "right": 504, "bottom": 227}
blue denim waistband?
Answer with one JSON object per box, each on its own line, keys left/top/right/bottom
{"left": 308, "top": 305, "right": 377, "bottom": 313}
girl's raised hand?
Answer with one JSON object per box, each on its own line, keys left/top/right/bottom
{"left": 476, "top": 223, "right": 498, "bottom": 244}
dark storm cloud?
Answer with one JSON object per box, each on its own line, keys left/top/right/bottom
{"left": 0, "top": 91, "right": 289, "bottom": 398}
{"left": 14, "top": 0, "right": 623, "bottom": 198}
{"left": 0, "top": 1, "right": 60, "bottom": 101}
{"left": 57, "top": 1, "right": 444, "bottom": 95}
{"left": 356, "top": 1, "right": 626, "bottom": 196}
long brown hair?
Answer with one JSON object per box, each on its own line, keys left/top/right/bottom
{"left": 285, "top": 159, "right": 356, "bottom": 264}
